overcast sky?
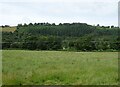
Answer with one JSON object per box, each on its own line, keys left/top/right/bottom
{"left": 0, "top": 0, "right": 119, "bottom": 26}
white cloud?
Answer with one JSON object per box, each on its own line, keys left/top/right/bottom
{"left": 0, "top": 0, "right": 119, "bottom": 26}
{"left": 0, "top": 0, "right": 119, "bottom": 3}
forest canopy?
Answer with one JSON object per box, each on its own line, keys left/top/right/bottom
{"left": 2, "top": 22, "right": 120, "bottom": 51}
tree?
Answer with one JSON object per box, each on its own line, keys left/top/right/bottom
{"left": 29, "top": 23, "right": 33, "bottom": 26}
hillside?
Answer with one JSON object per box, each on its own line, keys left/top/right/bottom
{"left": 2, "top": 23, "right": 120, "bottom": 51}
{"left": 0, "top": 26, "right": 16, "bottom": 32}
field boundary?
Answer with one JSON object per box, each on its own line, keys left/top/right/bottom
{"left": 0, "top": 26, "right": 2, "bottom": 86}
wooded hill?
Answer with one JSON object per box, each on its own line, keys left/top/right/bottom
{"left": 2, "top": 22, "right": 120, "bottom": 51}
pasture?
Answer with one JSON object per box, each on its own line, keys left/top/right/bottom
{"left": 2, "top": 50, "right": 118, "bottom": 85}
{"left": 0, "top": 26, "right": 16, "bottom": 32}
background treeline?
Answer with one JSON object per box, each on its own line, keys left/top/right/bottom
{"left": 2, "top": 22, "right": 120, "bottom": 51}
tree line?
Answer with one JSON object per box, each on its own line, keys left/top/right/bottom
{"left": 2, "top": 22, "right": 120, "bottom": 51}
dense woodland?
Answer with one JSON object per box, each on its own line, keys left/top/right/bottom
{"left": 2, "top": 22, "right": 120, "bottom": 51}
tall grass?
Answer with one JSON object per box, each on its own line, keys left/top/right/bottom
{"left": 2, "top": 50, "right": 118, "bottom": 85}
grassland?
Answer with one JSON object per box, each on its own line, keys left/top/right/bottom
{"left": 2, "top": 50, "right": 118, "bottom": 85}
{"left": 0, "top": 50, "right": 2, "bottom": 86}
{"left": 0, "top": 26, "right": 16, "bottom": 32}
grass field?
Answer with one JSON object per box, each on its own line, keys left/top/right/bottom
{"left": 0, "top": 27, "right": 16, "bottom": 32}
{"left": 2, "top": 50, "right": 118, "bottom": 85}
{"left": 0, "top": 50, "right": 2, "bottom": 86}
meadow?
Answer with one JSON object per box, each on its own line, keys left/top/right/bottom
{"left": 0, "top": 26, "right": 16, "bottom": 32}
{"left": 2, "top": 50, "right": 118, "bottom": 85}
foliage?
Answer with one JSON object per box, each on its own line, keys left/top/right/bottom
{"left": 2, "top": 23, "right": 120, "bottom": 51}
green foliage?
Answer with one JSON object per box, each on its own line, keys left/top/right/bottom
{"left": 2, "top": 22, "right": 120, "bottom": 51}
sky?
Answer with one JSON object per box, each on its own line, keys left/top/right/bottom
{"left": 0, "top": 0, "right": 119, "bottom": 26}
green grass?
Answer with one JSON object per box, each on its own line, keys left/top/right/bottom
{"left": 2, "top": 50, "right": 118, "bottom": 85}
{"left": 0, "top": 50, "right": 2, "bottom": 86}
{"left": 0, "top": 27, "right": 16, "bottom": 32}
